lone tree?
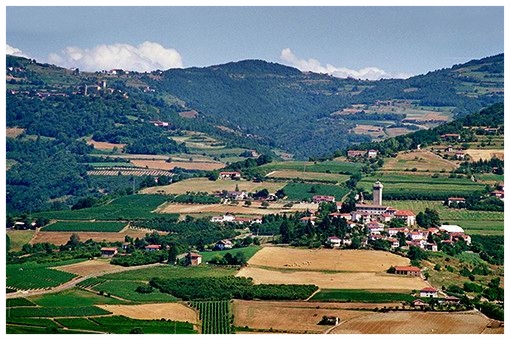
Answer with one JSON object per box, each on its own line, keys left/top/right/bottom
{"left": 168, "top": 243, "right": 179, "bottom": 265}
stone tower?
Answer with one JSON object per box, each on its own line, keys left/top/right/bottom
{"left": 373, "top": 181, "right": 383, "bottom": 206}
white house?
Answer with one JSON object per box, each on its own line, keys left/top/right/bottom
{"left": 326, "top": 236, "right": 342, "bottom": 248}
{"left": 420, "top": 287, "right": 438, "bottom": 298}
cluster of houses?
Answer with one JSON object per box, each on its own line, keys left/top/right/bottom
{"left": 323, "top": 181, "right": 471, "bottom": 252}
{"left": 347, "top": 149, "right": 378, "bottom": 158}
{"left": 100, "top": 244, "right": 203, "bottom": 266}
{"left": 210, "top": 214, "right": 263, "bottom": 225}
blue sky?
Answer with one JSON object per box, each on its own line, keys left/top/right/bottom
{"left": 6, "top": 6, "right": 504, "bottom": 80}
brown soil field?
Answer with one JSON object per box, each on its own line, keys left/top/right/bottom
{"left": 405, "top": 112, "right": 450, "bottom": 122}
{"left": 6, "top": 127, "right": 25, "bottom": 138}
{"left": 98, "top": 303, "right": 199, "bottom": 324}
{"left": 385, "top": 127, "right": 414, "bottom": 138}
{"left": 53, "top": 259, "right": 120, "bottom": 276}
{"left": 383, "top": 150, "right": 458, "bottom": 171}
{"left": 108, "top": 154, "right": 169, "bottom": 160}
{"left": 233, "top": 300, "right": 373, "bottom": 333}
{"left": 246, "top": 248, "right": 411, "bottom": 272}
{"left": 141, "top": 178, "right": 287, "bottom": 195}
{"left": 87, "top": 139, "right": 126, "bottom": 151}
{"left": 155, "top": 202, "right": 318, "bottom": 216}
{"left": 131, "top": 159, "right": 225, "bottom": 171}
{"left": 465, "top": 149, "right": 504, "bottom": 161}
{"left": 352, "top": 125, "right": 385, "bottom": 138}
{"left": 178, "top": 110, "right": 198, "bottom": 118}
{"left": 30, "top": 229, "right": 151, "bottom": 246}
{"left": 236, "top": 267, "right": 425, "bottom": 290}
{"left": 330, "top": 310, "right": 496, "bottom": 334}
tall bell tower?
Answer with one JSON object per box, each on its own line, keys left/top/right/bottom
{"left": 373, "top": 181, "right": 383, "bottom": 206}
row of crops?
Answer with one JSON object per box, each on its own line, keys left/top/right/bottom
{"left": 6, "top": 263, "right": 77, "bottom": 290}
{"left": 190, "top": 300, "right": 233, "bottom": 334}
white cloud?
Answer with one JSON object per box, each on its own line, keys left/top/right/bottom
{"left": 280, "top": 48, "right": 411, "bottom": 80}
{"left": 48, "top": 41, "right": 183, "bottom": 72}
{"left": 6, "top": 44, "right": 30, "bottom": 58}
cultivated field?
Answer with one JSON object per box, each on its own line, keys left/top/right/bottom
{"left": 141, "top": 178, "right": 287, "bottom": 195}
{"left": 386, "top": 200, "right": 504, "bottom": 235}
{"left": 352, "top": 124, "right": 385, "bottom": 139}
{"left": 266, "top": 170, "right": 350, "bottom": 183}
{"left": 87, "top": 139, "right": 126, "bottom": 151}
{"left": 98, "top": 303, "right": 199, "bottom": 324}
{"left": 382, "top": 150, "right": 458, "bottom": 172}
{"left": 237, "top": 248, "right": 425, "bottom": 289}
{"left": 330, "top": 310, "right": 498, "bottom": 334}
{"left": 6, "top": 230, "right": 36, "bottom": 251}
{"left": 6, "top": 127, "right": 25, "bottom": 138}
{"left": 236, "top": 267, "right": 425, "bottom": 290}
{"left": 233, "top": 300, "right": 373, "bottom": 333}
{"left": 465, "top": 149, "right": 504, "bottom": 161}
{"left": 155, "top": 202, "right": 318, "bottom": 216}
{"left": 30, "top": 229, "right": 151, "bottom": 246}
{"left": 385, "top": 127, "right": 415, "bottom": 138}
{"left": 53, "top": 259, "right": 120, "bottom": 277}
{"left": 43, "top": 221, "right": 127, "bottom": 232}
{"left": 130, "top": 159, "right": 225, "bottom": 171}
{"left": 245, "top": 248, "right": 411, "bottom": 272}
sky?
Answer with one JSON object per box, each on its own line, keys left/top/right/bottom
{"left": 5, "top": 5, "right": 505, "bottom": 80}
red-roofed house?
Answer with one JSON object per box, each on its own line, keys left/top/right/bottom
{"left": 326, "top": 236, "right": 342, "bottom": 248}
{"left": 300, "top": 216, "right": 317, "bottom": 226}
{"left": 387, "top": 227, "right": 409, "bottom": 237}
{"left": 420, "top": 287, "right": 438, "bottom": 298}
{"left": 145, "top": 245, "right": 161, "bottom": 251}
{"left": 490, "top": 190, "right": 504, "bottom": 200}
{"left": 347, "top": 150, "right": 367, "bottom": 158}
{"left": 100, "top": 247, "right": 118, "bottom": 257}
{"left": 447, "top": 197, "right": 466, "bottom": 206}
{"left": 215, "top": 239, "right": 233, "bottom": 250}
{"left": 313, "top": 195, "right": 336, "bottom": 203}
{"left": 186, "top": 252, "right": 202, "bottom": 266}
{"left": 395, "top": 210, "right": 416, "bottom": 226}
{"left": 394, "top": 266, "right": 421, "bottom": 276}
{"left": 387, "top": 237, "right": 400, "bottom": 249}
{"left": 219, "top": 171, "right": 241, "bottom": 180}
{"left": 440, "top": 133, "right": 460, "bottom": 140}
{"left": 455, "top": 151, "right": 465, "bottom": 160}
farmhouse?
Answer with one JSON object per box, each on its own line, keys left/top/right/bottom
{"left": 447, "top": 197, "right": 466, "bottom": 206}
{"left": 420, "top": 287, "right": 438, "bottom": 298}
{"left": 394, "top": 266, "right": 421, "bottom": 276}
{"left": 211, "top": 214, "right": 236, "bottom": 223}
{"left": 145, "top": 244, "right": 161, "bottom": 251}
{"left": 326, "top": 236, "right": 342, "bottom": 248}
{"left": 100, "top": 247, "right": 118, "bottom": 257}
{"left": 186, "top": 252, "right": 202, "bottom": 266}
{"left": 219, "top": 171, "right": 241, "bottom": 180}
{"left": 455, "top": 151, "right": 465, "bottom": 160}
{"left": 347, "top": 150, "right": 367, "bottom": 158}
{"left": 215, "top": 239, "right": 233, "bottom": 250}
{"left": 367, "top": 149, "right": 378, "bottom": 158}
{"left": 440, "top": 133, "right": 461, "bottom": 140}
{"left": 151, "top": 120, "right": 170, "bottom": 127}
{"left": 312, "top": 195, "right": 336, "bottom": 203}
{"left": 226, "top": 191, "right": 248, "bottom": 201}
{"left": 490, "top": 190, "right": 504, "bottom": 200}
{"left": 412, "top": 299, "right": 429, "bottom": 308}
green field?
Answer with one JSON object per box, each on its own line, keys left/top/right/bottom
{"left": 31, "top": 288, "right": 124, "bottom": 307}
{"left": 6, "top": 306, "right": 111, "bottom": 318}
{"left": 190, "top": 300, "right": 233, "bottom": 334}
{"left": 309, "top": 289, "right": 414, "bottom": 303}
{"left": 259, "top": 160, "right": 362, "bottom": 175}
{"left": 43, "top": 221, "right": 127, "bottom": 232}
{"left": 386, "top": 200, "right": 504, "bottom": 235}
{"left": 359, "top": 174, "right": 486, "bottom": 200}
{"left": 99, "top": 264, "right": 237, "bottom": 281}
{"left": 6, "top": 298, "right": 36, "bottom": 308}
{"left": 6, "top": 261, "right": 80, "bottom": 290}
{"left": 55, "top": 315, "right": 196, "bottom": 334}
{"left": 35, "top": 195, "right": 176, "bottom": 220}
{"left": 267, "top": 170, "right": 350, "bottom": 184}
{"left": 200, "top": 246, "right": 262, "bottom": 263}
{"left": 92, "top": 280, "right": 179, "bottom": 303}
{"left": 282, "top": 182, "right": 349, "bottom": 201}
